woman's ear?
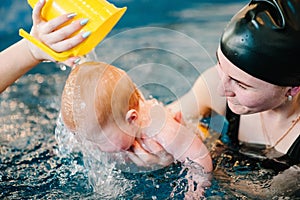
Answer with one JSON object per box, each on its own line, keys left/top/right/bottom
{"left": 125, "top": 109, "right": 138, "bottom": 124}
{"left": 290, "top": 86, "right": 300, "bottom": 96}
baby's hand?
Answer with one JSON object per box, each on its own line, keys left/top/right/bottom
{"left": 27, "top": 0, "right": 90, "bottom": 66}
{"left": 127, "top": 139, "right": 173, "bottom": 168}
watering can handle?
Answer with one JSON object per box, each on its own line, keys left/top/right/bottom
{"left": 19, "top": 29, "right": 70, "bottom": 61}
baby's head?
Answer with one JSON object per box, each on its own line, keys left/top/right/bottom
{"left": 61, "top": 61, "right": 142, "bottom": 152}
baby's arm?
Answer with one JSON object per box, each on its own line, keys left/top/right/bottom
{"left": 0, "top": 0, "right": 88, "bottom": 93}
{"left": 150, "top": 107, "right": 213, "bottom": 172}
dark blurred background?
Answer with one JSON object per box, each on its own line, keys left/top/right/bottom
{"left": 0, "top": 0, "right": 246, "bottom": 51}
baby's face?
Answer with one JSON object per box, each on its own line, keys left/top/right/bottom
{"left": 93, "top": 121, "right": 136, "bottom": 152}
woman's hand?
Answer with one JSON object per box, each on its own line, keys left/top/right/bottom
{"left": 27, "top": 0, "right": 90, "bottom": 66}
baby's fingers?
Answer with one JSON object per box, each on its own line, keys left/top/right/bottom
{"left": 129, "top": 141, "right": 159, "bottom": 166}
{"left": 141, "top": 138, "right": 164, "bottom": 154}
{"left": 142, "top": 139, "right": 174, "bottom": 166}
{"left": 127, "top": 151, "right": 147, "bottom": 167}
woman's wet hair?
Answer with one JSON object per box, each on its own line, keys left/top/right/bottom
{"left": 220, "top": 0, "right": 300, "bottom": 86}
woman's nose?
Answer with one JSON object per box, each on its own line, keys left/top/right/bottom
{"left": 216, "top": 64, "right": 235, "bottom": 97}
{"left": 217, "top": 77, "right": 235, "bottom": 97}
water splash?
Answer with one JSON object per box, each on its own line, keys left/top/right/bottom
{"left": 55, "top": 114, "right": 134, "bottom": 198}
{"left": 54, "top": 113, "right": 214, "bottom": 198}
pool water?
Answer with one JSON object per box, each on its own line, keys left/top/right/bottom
{"left": 1, "top": 0, "right": 299, "bottom": 199}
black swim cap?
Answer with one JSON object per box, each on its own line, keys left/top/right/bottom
{"left": 220, "top": 0, "right": 300, "bottom": 86}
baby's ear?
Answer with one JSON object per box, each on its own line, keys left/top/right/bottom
{"left": 125, "top": 109, "right": 138, "bottom": 124}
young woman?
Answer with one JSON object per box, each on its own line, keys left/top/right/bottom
{"left": 132, "top": 0, "right": 300, "bottom": 197}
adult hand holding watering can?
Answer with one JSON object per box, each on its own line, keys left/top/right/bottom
{"left": 25, "top": 0, "right": 90, "bottom": 66}
{"left": 0, "top": 0, "right": 93, "bottom": 93}
{"left": 20, "top": 0, "right": 127, "bottom": 63}
{"left": 1, "top": 0, "right": 126, "bottom": 94}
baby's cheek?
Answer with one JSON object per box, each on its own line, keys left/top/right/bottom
{"left": 147, "top": 104, "right": 167, "bottom": 137}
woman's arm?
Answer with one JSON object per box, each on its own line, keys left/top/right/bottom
{"left": 168, "top": 66, "right": 227, "bottom": 119}
{"left": 0, "top": 0, "right": 88, "bottom": 93}
{"left": 0, "top": 39, "right": 41, "bottom": 93}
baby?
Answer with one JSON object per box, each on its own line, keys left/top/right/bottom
{"left": 61, "top": 61, "right": 212, "bottom": 172}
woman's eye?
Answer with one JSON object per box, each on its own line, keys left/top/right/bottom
{"left": 237, "top": 82, "right": 247, "bottom": 89}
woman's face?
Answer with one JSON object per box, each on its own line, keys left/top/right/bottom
{"left": 216, "top": 47, "right": 289, "bottom": 115}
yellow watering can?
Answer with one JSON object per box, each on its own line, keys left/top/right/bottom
{"left": 19, "top": 0, "right": 126, "bottom": 61}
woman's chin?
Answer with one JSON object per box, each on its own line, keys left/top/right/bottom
{"left": 227, "top": 102, "right": 249, "bottom": 115}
